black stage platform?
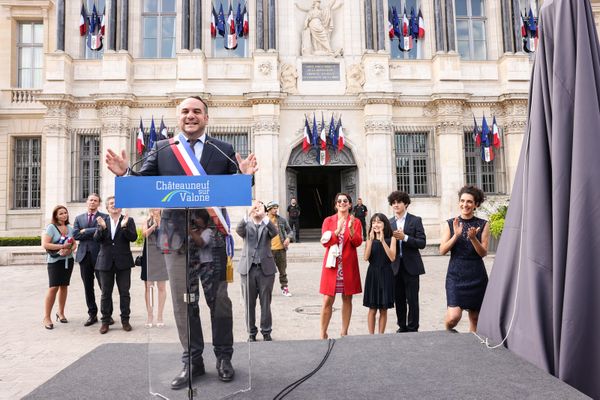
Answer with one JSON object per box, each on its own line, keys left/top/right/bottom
{"left": 24, "top": 332, "right": 589, "bottom": 400}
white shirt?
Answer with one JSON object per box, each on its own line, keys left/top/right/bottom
{"left": 109, "top": 216, "right": 120, "bottom": 240}
{"left": 189, "top": 133, "right": 206, "bottom": 161}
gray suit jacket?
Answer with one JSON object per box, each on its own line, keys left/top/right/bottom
{"left": 73, "top": 211, "right": 109, "bottom": 263}
{"left": 236, "top": 218, "right": 278, "bottom": 276}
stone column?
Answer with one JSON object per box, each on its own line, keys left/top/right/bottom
{"left": 364, "top": 0, "right": 374, "bottom": 51}
{"left": 193, "top": 0, "right": 202, "bottom": 50}
{"left": 434, "top": 0, "right": 445, "bottom": 52}
{"left": 375, "top": 0, "right": 385, "bottom": 51}
{"left": 56, "top": 0, "right": 65, "bottom": 51}
{"left": 37, "top": 96, "right": 75, "bottom": 211}
{"left": 499, "top": 98, "right": 528, "bottom": 193}
{"left": 445, "top": 0, "right": 456, "bottom": 52}
{"left": 182, "top": 0, "right": 190, "bottom": 50}
{"left": 267, "top": 0, "right": 276, "bottom": 50}
{"left": 109, "top": 0, "right": 117, "bottom": 51}
{"left": 245, "top": 93, "right": 286, "bottom": 203}
{"left": 119, "top": 0, "right": 129, "bottom": 51}
{"left": 256, "top": 0, "right": 265, "bottom": 50}
{"left": 360, "top": 93, "right": 395, "bottom": 214}
{"left": 96, "top": 100, "right": 134, "bottom": 198}
{"left": 431, "top": 97, "right": 467, "bottom": 220}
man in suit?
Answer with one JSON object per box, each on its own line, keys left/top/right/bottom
{"left": 73, "top": 193, "right": 109, "bottom": 326}
{"left": 267, "top": 201, "right": 294, "bottom": 297}
{"left": 236, "top": 200, "right": 278, "bottom": 341}
{"left": 105, "top": 96, "right": 258, "bottom": 389}
{"left": 388, "top": 191, "right": 426, "bottom": 333}
{"left": 93, "top": 196, "right": 137, "bottom": 334}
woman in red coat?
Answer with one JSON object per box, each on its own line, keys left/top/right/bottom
{"left": 319, "top": 192, "right": 363, "bottom": 339}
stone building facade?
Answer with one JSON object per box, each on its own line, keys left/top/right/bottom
{"left": 1, "top": 0, "right": 598, "bottom": 241}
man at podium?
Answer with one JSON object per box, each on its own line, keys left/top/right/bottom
{"left": 105, "top": 96, "right": 258, "bottom": 389}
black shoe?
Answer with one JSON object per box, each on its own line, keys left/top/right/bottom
{"left": 248, "top": 334, "right": 256, "bottom": 342}
{"left": 216, "top": 359, "right": 235, "bottom": 382}
{"left": 171, "top": 363, "right": 206, "bottom": 390}
{"left": 84, "top": 315, "right": 98, "bottom": 327}
{"left": 108, "top": 317, "right": 115, "bottom": 325}
{"left": 262, "top": 333, "right": 272, "bottom": 341}
{"left": 56, "top": 313, "right": 68, "bottom": 323}
{"left": 396, "top": 327, "right": 408, "bottom": 333}
{"left": 122, "top": 321, "right": 132, "bottom": 332}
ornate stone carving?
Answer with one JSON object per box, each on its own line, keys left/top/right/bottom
{"left": 253, "top": 120, "right": 280, "bottom": 133}
{"left": 280, "top": 63, "right": 299, "bottom": 94}
{"left": 346, "top": 63, "right": 365, "bottom": 94}
{"left": 288, "top": 143, "right": 355, "bottom": 166}
{"left": 373, "top": 63, "right": 385, "bottom": 76}
{"left": 258, "top": 61, "right": 273, "bottom": 75}
{"left": 296, "top": 0, "right": 343, "bottom": 57}
{"left": 423, "top": 102, "right": 437, "bottom": 117}
{"left": 364, "top": 119, "right": 393, "bottom": 134}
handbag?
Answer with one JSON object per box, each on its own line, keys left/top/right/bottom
{"left": 134, "top": 255, "right": 142, "bottom": 267}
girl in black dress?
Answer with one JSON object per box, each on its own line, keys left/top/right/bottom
{"left": 363, "top": 213, "right": 397, "bottom": 334}
{"left": 440, "top": 186, "right": 490, "bottom": 332}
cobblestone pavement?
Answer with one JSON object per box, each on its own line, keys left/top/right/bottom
{"left": 0, "top": 244, "right": 493, "bottom": 399}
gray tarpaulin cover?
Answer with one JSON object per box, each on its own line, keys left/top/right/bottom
{"left": 478, "top": 0, "right": 600, "bottom": 398}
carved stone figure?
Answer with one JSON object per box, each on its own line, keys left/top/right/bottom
{"left": 296, "top": 0, "right": 343, "bottom": 57}
{"left": 280, "top": 63, "right": 299, "bottom": 94}
{"left": 346, "top": 63, "right": 365, "bottom": 94}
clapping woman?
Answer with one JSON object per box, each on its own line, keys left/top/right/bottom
{"left": 41, "top": 205, "right": 77, "bottom": 329}
{"left": 319, "top": 193, "right": 363, "bottom": 339}
{"left": 141, "top": 209, "right": 168, "bottom": 327}
{"left": 439, "top": 185, "right": 490, "bottom": 332}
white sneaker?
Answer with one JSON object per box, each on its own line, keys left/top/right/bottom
{"left": 281, "top": 287, "right": 292, "bottom": 297}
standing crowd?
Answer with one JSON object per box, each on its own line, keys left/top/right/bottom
{"left": 40, "top": 95, "right": 491, "bottom": 391}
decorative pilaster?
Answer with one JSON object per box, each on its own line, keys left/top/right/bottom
{"left": 252, "top": 51, "right": 279, "bottom": 92}
{"left": 245, "top": 92, "right": 286, "bottom": 203}
{"left": 37, "top": 95, "right": 75, "bottom": 211}
{"left": 360, "top": 93, "right": 395, "bottom": 213}
{"left": 361, "top": 53, "right": 392, "bottom": 92}
{"left": 430, "top": 96, "right": 468, "bottom": 219}
{"left": 95, "top": 98, "right": 135, "bottom": 198}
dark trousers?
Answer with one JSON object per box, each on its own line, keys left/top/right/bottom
{"left": 394, "top": 263, "right": 420, "bottom": 332}
{"left": 79, "top": 252, "right": 102, "bottom": 317}
{"left": 289, "top": 219, "right": 300, "bottom": 242}
{"left": 98, "top": 264, "right": 131, "bottom": 323}
{"left": 358, "top": 218, "right": 367, "bottom": 240}
{"left": 240, "top": 264, "right": 275, "bottom": 335}
{"left": 165, "top": 247, "right": 233, "bottom": 366}
{"left": 272, "top": 249, "right": 288, "bottom": 288}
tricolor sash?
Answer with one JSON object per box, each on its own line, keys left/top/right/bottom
{"left": 169, "top": 134, "right": 234, "bottom": 256}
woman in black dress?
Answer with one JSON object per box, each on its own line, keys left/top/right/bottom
{"left": 363, "top": 213, "right": 397, "bottom": 334}
{"left": 440, "top": 186, "right": 490, "bottom": 332}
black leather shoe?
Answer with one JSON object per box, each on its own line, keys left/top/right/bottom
{"left": 248, "top": 334, "right": 256, "bottom": 342}
{"left": 216, "top": 359, "right": 235, "bottom": 382}
{"left": 171, "top": 363, "right": 206, "bottom": 390}
{"left": 84, "top": 316, "right": 98, "bottom": 327}
{"left": 396, "top": 327, "right": 408, "bottom": 333}
{"left": 262, "top": 333, "right": 272, "bottom": 341}
{"left": 108, "top": 317, "right": 115, "bottom": 325}
{"left": 122, "top": 321, "right": 132, "bottom": 332}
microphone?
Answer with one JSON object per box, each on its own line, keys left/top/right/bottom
{"left": 205, "top": 139, "right": 241, "bottom": 173}
{"left": 129, "top": 140, "right": 180, "bottom": 172}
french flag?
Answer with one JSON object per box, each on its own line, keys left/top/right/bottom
{"left": 388, "top": 7, "right": 394, "bottom": 39}
{"left": 136, "top": 118, "right": 145, "bottom": 155}
{"left": 302, "top": 116, "right": 311, "bottom": 152}
{"left": 402, "top": 8, "right": 409, "bottom": 37}
{"left": 418, "top": 9, "right": 425, "bottom": 39}
{"left": 336, "top": 116, "right": 345, "bottom": 152}
{"left": 242, "top": 5, "right": 249, "bottom": 36}
{"left": 100, "top": 7, "right": 105, "bottom": 37}
{"left": 79, "top": 3, "right": 87, "bottom": 36}
{"left": 320, "top": 113, "right": 327, "bottom": 150}
{"left": 159, "top": 117, "right": 168, "bottom": 140}
{"left": 225, "top": 3, "right": 237, "bottom": 50}
{"left": 211, "top": 5, "right": 217, "bottom": 38}
{"left": 492, "top": 116, "right": 501, "bottom": 148}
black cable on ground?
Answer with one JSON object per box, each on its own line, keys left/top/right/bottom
{"left": 272, "top": 338, "right": 336, "bottom": 400}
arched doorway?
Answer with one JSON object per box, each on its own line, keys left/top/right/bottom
{"left": 286, "top": 144, "right": 357, "bottom": 238}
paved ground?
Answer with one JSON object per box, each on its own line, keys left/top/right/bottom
{"left": 0, "top": 243, "right": 493, "bottom": 399}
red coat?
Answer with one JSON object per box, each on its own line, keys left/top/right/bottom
{"left": 319, "top": 214, "right": 363, "bottom": 296}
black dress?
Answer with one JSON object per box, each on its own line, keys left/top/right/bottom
{"left": 445, "top": 216, "right": 488, "bottom": 311}
{"left": 363, "top": 238, "right": 395, "bottom": 309}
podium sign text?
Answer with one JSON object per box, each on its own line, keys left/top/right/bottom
{"left": 115, "top": 175, "right": 252, "bottom": 208}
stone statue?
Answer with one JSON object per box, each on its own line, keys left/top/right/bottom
{"left": 296, "top": 0, "right": 343, "bottom": 57}
{"left": 280, "top": 63, "right": 299, "bottom": 94}
{"left": 346, "top": 63, "right": 365, "bottom": 94}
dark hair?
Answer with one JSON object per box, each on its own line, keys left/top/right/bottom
{"left": 333, "top": 192, "right": 352, "bottom": 208}
{"left": 184, "top": 95, "right": 209, "bottom": 115}
{"left": 51, "top": 205, "right": 70, "bottom": 225}
{"left": 387, "top": 191, "right": 411, "bottom": 206}
{"left": 458, "top": 185, "right": 485, "bottom": 207}
{"left": 369, "top": 213, "right": 393, "bottom": 239}
{"left": 190, "top": 209, "right": 210, "bottom": 225}
{"left": 87, "top": 193, "right": 101, "bottom": 202}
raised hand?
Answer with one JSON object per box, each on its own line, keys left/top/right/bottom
{"left": 105, "top": 149, "right": 129, "bottom": 176}
{"left": 369, "top": 226, "right": 375, "bottom": 240}
{"left": 121, "top": 213, "right": 129, "bottom": 228}
{"left": 96, "top": 216, "right": 107, "bottom": 229}
{"left": 467, "top": 226, "right": 481, "bottom": 240}
{"left": 453, "top": 217, "right": 463, "bottom": 237}
{"left": 236, "top": 153, "right": 259, "bottom": 175}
